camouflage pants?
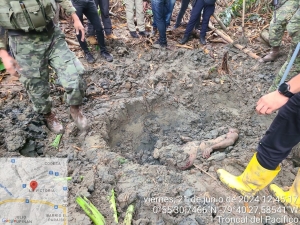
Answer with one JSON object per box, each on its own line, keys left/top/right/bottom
{"left": 269, "top": 5, "right": 300, "bottom": 91}
{"left": 9, "top": 27, "right": 85, "bottom": 114}
{"left": 269, "top": 0, "right": 299, "bottom": 47}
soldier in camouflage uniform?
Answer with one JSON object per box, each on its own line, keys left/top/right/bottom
{"left": 0, "top": 0, "right": 88, "bottom": 133}
{"left": 268, "top": 1, "right": 300, "bottom": 91}
{"left": 260, "top": 0, "right": 298, "bottom": 63}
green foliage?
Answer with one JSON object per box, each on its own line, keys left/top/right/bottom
{"left": 109, "top": 189, "right": 119, "bottom": 223}
{"left": 219, "top": 0, "right": 258, "bottom": 26}
{"left": 76, "top": 195, "right": 106, "bottom": 225}
{"left": 208, "top": 66, "right": 217, "bottom": 73}
{"left": 50, "top": 134, "right": 62, "bottom": 148}
{"left": 118, "top": 157, "right": 127, "bottom": 164}
{"left": 123, "top": 205, "right": 134, "bottom": 225}
{"left": 0, "top": 59, "right": 4, "bottom": 71}
{"left": 146, "top": 9, "right": 153, "bottom": 16}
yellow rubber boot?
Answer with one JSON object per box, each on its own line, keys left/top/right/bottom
{"left": 217, "top": 153, "right": 280, "bottom": 197}
{"left": 269, "top": 169, "right": 300, "bottom": 210}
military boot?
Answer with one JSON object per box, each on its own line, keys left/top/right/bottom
{"left": 70, "top": 105, "right": 88, "bottom": 131}
{"left": 269, "top": 169, "right": 300, "bottom": 212}
{"left": 106, "top": 33, "right": 118, "bottom": 39}
{"left": 179, "top": 35, "right": 190, "bottom": 45}
{"left": 85, "top": 52, "right": 96, "bottom": 64}
{"left": 44, "top": 112, "right": 64, "bottom": 134}
{"left": 259, "top": 46, "right": 280, "bottom": 62}
{"left": 101, "top": 51, "right": 113, "bottom": 62}
{"left": 200, "top": 36, "right": 206, "bottom": 45}
{"left": 217, "top": 153, "right": 280, "bottom": 198}
{"left": 139, "top": 31, "right": 150, "bottom": 37}
{"left": 130, "top": 31, "right": 139, "bottom": 38}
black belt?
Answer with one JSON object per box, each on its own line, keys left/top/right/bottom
{"left": 8, "top": 20, "right": 55, "bottom": 36}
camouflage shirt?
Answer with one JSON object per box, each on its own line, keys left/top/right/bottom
{"left": 0, "top": 0, "right": 76, "bottom": 49}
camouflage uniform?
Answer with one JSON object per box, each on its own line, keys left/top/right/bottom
{"left": 0, "top": 0, "right": 85, "bottom": 114}
{"left": 269, "top": 0, "right": 300, "bottom": 91}
{"left": 269, "top": 0, "right": 299, "bottom": 47}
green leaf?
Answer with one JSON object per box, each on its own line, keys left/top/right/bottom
{"left": 0, "top": 59, "right": 5, "bottom": 71}
{"left": 50, "top": 134, "right": 63, "bottom": 148}
{"left": 146, "top": 9, "right": 153, "bottom": 16}
{"left": 109, "top": 189, "right": 118, "bottom": 223}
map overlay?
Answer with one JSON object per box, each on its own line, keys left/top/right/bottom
{"left": 0, "top": 158, "right": 68, "bottom": 225}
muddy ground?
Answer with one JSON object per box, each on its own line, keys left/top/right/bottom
{"left": 1, "top": 13, "right": 299, "bottom": 225}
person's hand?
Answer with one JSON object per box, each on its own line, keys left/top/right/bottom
{"left": 71, "top": 13, "right": 85, "bottom": 41}
{"left": 0, "top": 50, "right": 20, "bottom": 77}
{"left": 143, "top": 1, "right": 148, "bottom": 12}
{"left": 256, "top": 91, "right": 289, "bottom": 114}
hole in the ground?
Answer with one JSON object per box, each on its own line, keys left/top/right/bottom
{"left": 108, "top": 99, "right": 205, "bottom": 165}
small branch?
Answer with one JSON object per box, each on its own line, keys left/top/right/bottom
{"left": 194, "top": 164, "right": 219, "bottom": 182}
{"left": 213, "top": 13, "right": 228, "bottom": 32}
{"left": 109, "top": 0, "right": 119, "bottom": 13}
{"left": 65, "top": 38, "right": 80, "bottom": 46}
{"left": 175, "top": 44, "right": 193, "bottom": 49}
{"left": 73, "top": 146, "right": 82, "bottom": 151}
{"left": 208, "top": 22, "right": 261, "bottom": 60}
{"left": 91, "top": 145, "right": 103, "bottom": 148}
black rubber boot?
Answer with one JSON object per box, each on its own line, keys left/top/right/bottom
{"left": 85, "top": 52, "right": 96, "bottom": 64}
{"left": 130, "top": 31, "right": 139, "bottom": 38}
{"left": 139, "top": 31, "right": 149, "bottom": 37}
{"left": 200, "top": 36, "right": 206, "bottom": 45}
{"left": 179, "top": 35, "right": 190, "bottom": 45}
{"left": 101, "top": 51, "right": 113, "bottom": 62}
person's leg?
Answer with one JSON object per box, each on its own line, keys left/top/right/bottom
{"left": 153, "top": 20, "right": 157, "bottom": 28}
{"left": 9, "top": 34, "right": 51, "bottom": 114}
{"left": 72, "top": 0, "right": 95, "bottom": 63}
{"left": 179, "top": 0, "right": 204, "bottom": 44}
{"left": 269, "top": 7, "right": 300, "bottom": 91}
{"left": 9, "top": 32, "right": 64, "bottom": 133}
{"left": 166, "top": 0, "right": 176, "bottom": 27}
{"left": 151, "top": 0, "right": 167, "bottom": 45}
{"left": 48, "top": 27, "right": 88, "bottom": 130}
{"left": 125, "top": 0, "right": 137, "bottom": 35}
{"left": 184, "top": 0, "right": 204, "bottom": 36}
{"left": 269, "top": 0, "right": 298, "bottom": 48}
{"left": 135, "top": 0, "right": 146, "bottom": 32}
{"left": 260, "top": 93, "right": 300, "bottom": 209}
{"left": 218, "top": 93, "right": 300, "bottom": 197}
{"left": 86, "top": 19, "right": 98, "bottom": 45}
{"left": 199, "top": 4, "right": 215, "bottom": 44}
{"left": 85, "top": 0, "right": 113, "bottom": 61}
{"left": 174, "top": 0, "right": 190, "bottom": 28}
{"left": 195, "top": 11, "right": 201, "bottom": 30}
{"left": 99, "top": 0, "right": 113, "bottom": 35}
{"left": 256, "top": 94, "right": 300, "bottom": 169}
{"left": 261, "top": 0, "right": 298, "bottom": 62}
{"left": 87, "top": 19, "right": 95, "bottom": 37}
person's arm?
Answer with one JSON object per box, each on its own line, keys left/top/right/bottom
{"left": 256, "top": 74, "right": 300, "bottom": 114}
{"left": 0, "top": 49, "right": 20, "bottom": 77}
{"left": 143, "top": 0, "right": 148, "bottom": 11}
{"left": 58, "top": 0, "right": 85, "bottom": 41}
{"left": 0, "top": 27, "right": 20, "bottom": 77}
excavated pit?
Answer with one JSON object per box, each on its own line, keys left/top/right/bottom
{"left": 108, "top": 99, "right": 205, "bottom": 165}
